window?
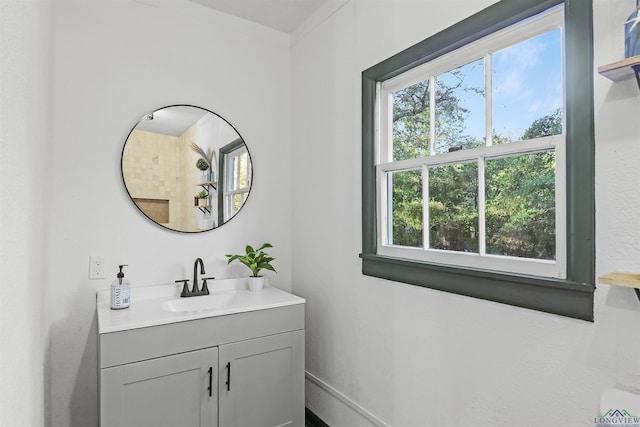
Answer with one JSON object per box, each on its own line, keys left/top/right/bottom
{"left": 218, "top": 139, "right": 252, "bottom": 225}
{"left": 361, "top": 0, "right": 594, "bottom": 320}
{"left": 379, "top": 6, "right": 564, "bottom": 278}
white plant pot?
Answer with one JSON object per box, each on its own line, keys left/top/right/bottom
{"left": 247, "top": 276, "right": 265, "bottom": 292}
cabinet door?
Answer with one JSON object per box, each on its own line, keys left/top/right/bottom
{"left": 100, "top": 347, "right": 218, "bottom": 427}
{"left": 218, "top": 330, "right": 304, "bottom": 427}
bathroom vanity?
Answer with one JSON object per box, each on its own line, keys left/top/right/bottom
{"left": 96, "top": 281, "right": 305, "bottom": 427}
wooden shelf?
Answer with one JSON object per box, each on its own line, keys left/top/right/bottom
{"left": 598, "top": 56, "right": 640, "bottom": 82}
{"left": 599, "top": 272, "right": 640, "bottom": 288}
{"left": 196, "top": 181, "right": 217, "bottom": 192}
{"left": 598, "top": 272, "right": 640, "bottom": 302}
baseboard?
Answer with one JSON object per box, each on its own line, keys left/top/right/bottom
{"left": 305, "top": 407, "right": 330, "bottom": 427}
{"left": 305, "top": 371, "right": 391, "bottom": 427}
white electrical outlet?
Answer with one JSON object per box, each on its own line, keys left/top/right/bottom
{"left": 89, "top": 256, "right": 105, "bottom": 279}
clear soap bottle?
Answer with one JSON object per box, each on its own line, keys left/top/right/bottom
{"left": 110, "top": 264, "right": 130, "bottom": 310}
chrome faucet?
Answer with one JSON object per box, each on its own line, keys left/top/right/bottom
{"left": 175, "top": 257, "right": 212, "bottom": 297}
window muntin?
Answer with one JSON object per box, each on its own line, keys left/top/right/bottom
{"left": 377, "top": 6, "right": 565, "bottom": 278}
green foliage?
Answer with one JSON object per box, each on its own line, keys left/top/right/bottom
{"left": 390, "top": 170, "right": 423, "bottom": 247}
{"left": 521, "top": 108, "right": 562, "bottom": 140}
{"left": 485, "top": 151, "right": 556, "bottom": 259}
{"left": 482, "top": 110, "right": 561, "bottom": 258}
{"left": 429, "top": 162, "right": 479, "bottom": 252}
{"left": 390, "top": 70, "right": 561, "bottom": 259}
{"left": 196, "top": 158, "right": 210, "bottom": 171}
{"left": 197, "top": 190, "right": 208, "bottom": 199}
{"left": 226, "top": 243, "right": 276, "bottom": 277}
{"left": 393, "top": 81, "right": 431, "bottom": 160}
{"left": 391, "top": 68, "right": 484, "bottom": 161}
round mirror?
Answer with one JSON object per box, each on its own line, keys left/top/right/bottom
{"left": 121, "top": 105, "right": 252, "bottom": 232}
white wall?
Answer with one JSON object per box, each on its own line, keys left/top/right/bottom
{"left": 0, "top": 1, "right": 52, "bottom": 426}
{"left": 48, "top": 1, "right": 290, "bottom": 425}
{"left": 292, "top": 0, "right": 640, "bottom": 426}
{"left": 3, "top": 1, "right": 637, "bottom": 425}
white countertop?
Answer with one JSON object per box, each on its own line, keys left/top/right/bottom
{"left": 96, "top": 279, "right": 305, "bottom": 334}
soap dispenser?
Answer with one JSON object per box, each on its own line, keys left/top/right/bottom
{"left": 110, "top": 265, "right": 131, "bottom": 310}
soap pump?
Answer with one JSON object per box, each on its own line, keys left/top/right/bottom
{"left": 110, "top": 264, "right": 131, "bottom": 310}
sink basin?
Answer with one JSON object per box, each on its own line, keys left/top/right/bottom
{"left": 97, "top": 280, "right": 306, "bottom": 333}
{"left": 162, "top": 291, "right": 237, "bottom": 313}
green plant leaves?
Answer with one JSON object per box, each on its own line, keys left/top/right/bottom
{"left": 225, "top": 243, "right": 276, "bottom": 277}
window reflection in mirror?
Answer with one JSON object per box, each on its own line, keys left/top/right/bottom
{"left": 219, "top": 139, "right": 252, "bottom": 225}
{"left": 121, "top": 105, "right": 252, "bottom": 233}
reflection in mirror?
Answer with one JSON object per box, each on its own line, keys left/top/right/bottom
{"left": 218, "top": 138, "right": 252, "bottom": 226}
{"left": 121, "top": 105, "right": 252, "bottom": 233}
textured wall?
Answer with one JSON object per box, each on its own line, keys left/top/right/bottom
{"left": 292, "top": 0, "right": 640, "bottom": 426}
{"left": 0, "top": 0, "right": 52, "bottom": 426}
{"left": 123, "top": 129, "right": 190, "bottom": 230}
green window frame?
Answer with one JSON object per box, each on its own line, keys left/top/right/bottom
{"left": 361, "top": 0, "right": 594, "bottom": 321}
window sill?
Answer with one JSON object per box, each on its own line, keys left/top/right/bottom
{"left": 360, "top": 253, "right": 594, "bottom": 321}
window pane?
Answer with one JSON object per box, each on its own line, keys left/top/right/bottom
{"left": 429, "top": 162, "right": 478, "bottom": 252}
{"left": 238, "top": 152, "right": 249, "bottom": 188}
{"left": 392, "top": 79, "right": 430, "bottom": 161}
{"left": 435, "top": 58, "right": 485, "bottom": 153}
{"left": 224, "top": 195, "right": 233, "bottom": 220}
{"left": 228, "top": 152, "right": 249, "bottom": 191}
{"left": 233, "top": 192, "right": 247, "bottom": 214}
{"left": 388, "top": 169, "right": 423, "bottom": 247}
{"left": 485, "top": 151, "right": 556, "bottom": 259}
{"left": 228, "top": 156, "right": 237, "bottom": 191}
{"left": 492, "top": 29, "right": 563, "bottom": 143}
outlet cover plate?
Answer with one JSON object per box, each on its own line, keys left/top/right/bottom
{"left": 90, "top": 256, "right": 105, "bottom": 279}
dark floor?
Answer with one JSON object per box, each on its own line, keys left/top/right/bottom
{"left": 305, "top": 408, "right": 329, "bottom": 427}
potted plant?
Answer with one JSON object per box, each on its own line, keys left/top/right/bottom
{"left": 195, "top": 158, "right": 210, "bottom": 183}
{"left": 191, "top": 141, "right": 217, "bottom": 183}
{"left": 225, "top": 243, "right": 276, "bottom": 292}
{"left": 197, "top": 190, "right": 208, "bottom": 207}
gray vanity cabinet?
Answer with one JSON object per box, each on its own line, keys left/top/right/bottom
{"left": 99, "top": 303, "right": 305, "bottom": 427}
{"left": 219, "top": 330, "right": 304, "bottom": 427}
{"left": 100, "top": 347, "right": 218, "bottom": 427}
